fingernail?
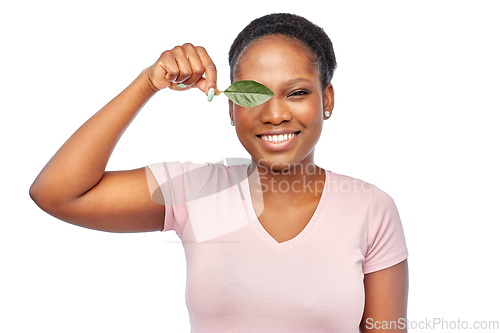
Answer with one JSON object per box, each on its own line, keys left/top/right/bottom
{"left": 207, "top": 88, "right": 215, "bottom": 102}
{"left": 177, "top": 83, "right": 187, "bottom": 88}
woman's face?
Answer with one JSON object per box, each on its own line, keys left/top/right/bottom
{"left": 231, "top": 35, "right": 334, "bottom": 171}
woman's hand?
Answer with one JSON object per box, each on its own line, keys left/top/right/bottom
{"left": 147, "top": 43, "right": 217, "bottom": 96}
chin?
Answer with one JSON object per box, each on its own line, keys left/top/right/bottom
{"left": 252, "top": 155, "right": 304, "bottom": 172}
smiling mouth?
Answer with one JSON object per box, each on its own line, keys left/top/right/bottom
{"left": 257, "top": 132, "right": 300, "bottom": 144}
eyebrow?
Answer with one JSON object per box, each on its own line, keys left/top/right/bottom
{"left": 285, "top": 77, "right": 312, "bottom": 86}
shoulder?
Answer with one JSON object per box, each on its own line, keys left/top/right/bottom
{"left": 326, "top": 171, "right": 395, "bottom": 202}
{"left": 327, "top": 171, "right": 372, "bottom": 191}
{"left": 325, "top": 171, "right": 374, "bottom": 204}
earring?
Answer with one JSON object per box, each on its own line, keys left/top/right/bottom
{"left": 324, "top": 111, "right": 331, "bottom": 118}
{"left": 231, "top": 119, "right": 235, "bottom": 126}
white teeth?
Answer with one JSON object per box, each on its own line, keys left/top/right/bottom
{"left": 260, "top": 132, "right": 298, "bottom": 143}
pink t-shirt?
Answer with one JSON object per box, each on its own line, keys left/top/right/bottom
{"left": 147, "top": 161, "right": 408, "bottom": 332}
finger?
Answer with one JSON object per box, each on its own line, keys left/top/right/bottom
{"left": 168, "top": 46, "right": 192, "bottom": 83}
{"left": 180, "top": 43, "right": 205, "bottom": 87}
{"left": 159, "top": 51, "right": 181, "bottom": 83}
{"left": 149, "top": 51, "right": 179, "bottom": 90}
{"left": 195, "top": 46, "right": 217, "bottom": 95}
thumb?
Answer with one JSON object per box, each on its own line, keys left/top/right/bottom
{"left": 193, "top": 78, "right": 217, "bottom": 102}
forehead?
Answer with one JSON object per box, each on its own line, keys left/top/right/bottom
{"left": 235, "top": 35, "right": 319, "bottom": 81}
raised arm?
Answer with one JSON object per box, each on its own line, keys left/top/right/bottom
{"left": 29, "top": 44, "right": 217, "bottom": 233}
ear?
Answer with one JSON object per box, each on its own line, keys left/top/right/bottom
{"left": 323, "top": 83, "right": 334, "bottom": 119}
{"left": 228, "top": 99, "right": 234, "bottom": 123}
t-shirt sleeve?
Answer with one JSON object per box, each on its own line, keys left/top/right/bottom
{"left": 363, "top": 184, "right": 408, "bottom": 274}
{"left": 146, "top": 161, "right": 207, "bottom": 237}
{"left": 146, "top": 161, "right": 249, "bottom": 243}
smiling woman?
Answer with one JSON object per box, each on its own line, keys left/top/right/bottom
{"left": 29, "top": 13, "right": 408, "bottom": 333}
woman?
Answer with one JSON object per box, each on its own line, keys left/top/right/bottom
{"left": 30, "top": 13, "right": 409, "bottom": 332}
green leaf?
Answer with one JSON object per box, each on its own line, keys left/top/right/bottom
{"left": 223, "top": 80, "right": 274, "bottom": 108}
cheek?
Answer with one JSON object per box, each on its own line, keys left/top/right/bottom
{"left": 296, "top": 99, "right": 324, "bottom": 125}
{"left": 234, "top": 107, "right": 256, "bottom": 130}
{"left": 234, "top": 108, "right": 255, "bottom": 142}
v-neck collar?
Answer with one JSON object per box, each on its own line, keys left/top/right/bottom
{"left": 240, "top": 165, "right": 330, "bottom": 249}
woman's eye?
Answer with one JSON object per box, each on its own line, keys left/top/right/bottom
{"left": 289, "top": 90, "right": 309, "bottom": 97}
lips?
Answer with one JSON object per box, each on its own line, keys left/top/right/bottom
{"left": 256, "top": 131, "right": 300, "bottom": 151}
{"left": 258, "top": 132, "right": 299, "bottom": 143}
{"left": 257, "top": 129, "right": 299, "bottom": 136}
{"left": 256, "top": 129, "right": 300, "bottom": 141}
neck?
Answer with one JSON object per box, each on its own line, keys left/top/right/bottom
{"left": 247, "top": 160, "right": 326, "bottom": 198}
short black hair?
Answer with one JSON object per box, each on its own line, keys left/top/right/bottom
{"left": 228, "top": 13, "right": 337, "bottom": 90}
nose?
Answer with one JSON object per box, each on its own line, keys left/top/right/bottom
{"left": 259, "top": 97, "right": 292, "bottom": 125}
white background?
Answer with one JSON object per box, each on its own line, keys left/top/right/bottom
{"left": 1, "top": 0, "right": 499, "bottom": 332}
